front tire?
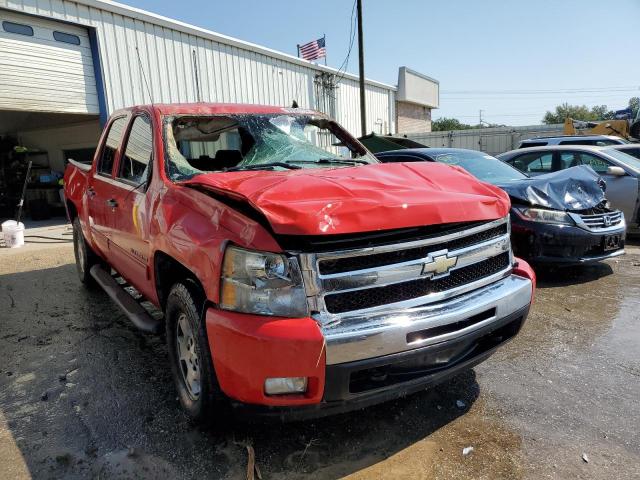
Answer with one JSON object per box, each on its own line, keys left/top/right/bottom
{"left": 72, "top": 217, "right": 98, "bottom": 286}
{"left": 165, "top": 281, "right": 223, "bottom": 423}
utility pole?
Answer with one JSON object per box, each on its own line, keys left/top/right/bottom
{"left": 357, "top": 0, "right": 366, "bottom": 137}
{"left": 479, "top": 109, "right": 484, "bottom": 127}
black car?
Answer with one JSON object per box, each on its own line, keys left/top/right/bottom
{"left": 376, "top": 148, "right": 626, "bottom": 265}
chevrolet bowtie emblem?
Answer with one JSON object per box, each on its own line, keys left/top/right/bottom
{"left": 421, "top": 252, "right": 458, "bottom": 277}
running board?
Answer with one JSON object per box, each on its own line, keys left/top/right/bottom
{"left": 90, "top": 265, "right": 162, "bottom": 334}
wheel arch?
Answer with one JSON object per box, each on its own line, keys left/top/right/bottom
{"left": 153, "top": 250, "right": 207, "bottom": 311}
{"left": 66, "top": 199, "right": 78, "bottom": 221}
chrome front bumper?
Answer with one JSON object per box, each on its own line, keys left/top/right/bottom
{"left": 317, "top": 273, "right": 533, "bottom": 365}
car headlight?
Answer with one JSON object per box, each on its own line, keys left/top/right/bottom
{"left": 220, "top": 246, "right": 308, "bottom": 317}
{"left": 514, "top": 207, "right": 574, "bottom": 225}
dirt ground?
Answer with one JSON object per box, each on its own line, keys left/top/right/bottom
{"left": 1, "top": 227, "right": 639, "bottom": 479}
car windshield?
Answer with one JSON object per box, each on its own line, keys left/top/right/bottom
{"left": 434, "top": 151, "right": 528, "bottom": 184}
{"left": 602, "top": 148, "right": 640, "bottom": 171}
{"left": 163, "top": 113, "right": 378, "bottom": 180}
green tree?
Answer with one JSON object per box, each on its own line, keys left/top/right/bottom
{"left": 540, "top": 99, "right": 640, "bottom": 124}
{"left": 628, "top": 97, "right": 639, "bottom": 119}
{"left": 591, "top": 105, "right": 615, "bottom": 120}
{"left": 542, "top": 103, "right": 605, "bottom": 124}
{"left": 432, "top": 117, "right": 474, "bottom": 131}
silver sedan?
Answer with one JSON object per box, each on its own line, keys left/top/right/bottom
{"left": 498, "top": 145, "right": 640, "bottom": 232}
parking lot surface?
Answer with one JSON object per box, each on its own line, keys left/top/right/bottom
{"left": 1, "top": 234, "right": 639, "bottom": 479}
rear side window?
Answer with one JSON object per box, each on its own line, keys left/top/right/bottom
{"left": 98, "top": 117, "right": 127, "bottom": 176}
{"left": 377, "top": 154, "right": 424, "bottom": 163}
{"left": 559, "top": 140, "right": 597, "bottom": 146}
{"left": 519, "top": 142, "right": 547, "bottom": 148}
{"left": 510, "top": 152, "right": 553, "bottom": 173}
{"left": 118, "top": 116, "right": 153, "bottom": 184}
{"left": 559, "top": 152, "right": 581, "bottom": 169}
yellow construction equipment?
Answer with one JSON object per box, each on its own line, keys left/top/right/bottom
{"left": 563, "top": 117, "right": 632, "bottom": 139}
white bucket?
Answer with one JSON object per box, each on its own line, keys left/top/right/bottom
{"left": 1, "top": 220, "right": 25, "bottom": 248}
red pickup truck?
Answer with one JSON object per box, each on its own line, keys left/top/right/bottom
{"left": 64, "top": 103, "right": 535, "bottom": 422}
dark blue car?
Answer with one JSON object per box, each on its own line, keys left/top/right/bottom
{"left": 376, "top": 148, "right": 626, "bottom": 265}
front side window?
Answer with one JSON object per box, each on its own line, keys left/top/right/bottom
{"left": 164, "top": 114, "right": 377, "bottom": 181}
{"left": 559, "top": 139, "right": 623, "bottom": 146}
{"left": 98, "top": 117, "right": 127, "bottom": 176}
{"left": 118, "top": 116, "right": 153, "bottom": 184}
{"left": 511, "top": 152, "right": 553, "bottom": 174}
{"left": 576, "top": 153, "right": 610, "bottom": 173}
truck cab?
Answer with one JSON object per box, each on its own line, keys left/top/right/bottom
{"left": 64, "top": 103, "right": 535, "bottom": 422}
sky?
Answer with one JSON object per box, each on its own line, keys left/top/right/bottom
{"left": 124, "top": 0, "right": 640, "bottom": 126}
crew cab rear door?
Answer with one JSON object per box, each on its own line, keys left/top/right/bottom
{"left": 108, "top": 113, "right": 155, "bottom": 297}
{"left": 87, "top": 116, "right": 128, "bottom": 256}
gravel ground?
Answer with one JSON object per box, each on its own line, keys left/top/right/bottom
{"left": 0, "top": 229, "right": 639, "bottom": 479}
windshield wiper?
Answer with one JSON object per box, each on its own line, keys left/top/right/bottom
{"left": 225, "top": 162, "right": 302, "bottom": 172}
{"left": 292, "top": 158, "right": 370, "bottom": 166}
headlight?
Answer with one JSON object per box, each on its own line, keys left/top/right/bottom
{"left": 514, "top": 207, "right": 574, "bottom": 225}
{"left": 220, "top": 246, "right": 308, "bottom": 317}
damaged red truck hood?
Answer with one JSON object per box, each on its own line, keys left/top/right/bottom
{"left": 181, "top": 162, "right": 510, "bottom": 236}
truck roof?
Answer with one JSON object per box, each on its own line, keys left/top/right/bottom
{"left": 111, "top": 102, "right": 324, "bottom": 117}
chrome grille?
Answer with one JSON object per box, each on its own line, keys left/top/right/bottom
{"left": 578, "top": 211, "right": 623, "bottom": 230}
{"left": 297, "top": 217, "right": 513, "bottom": 320}
{"left": 324, "top": 252, "right": 510, "bottom": 313}
{"left": 318, "top": 224, "right": 508, "bottom": 275}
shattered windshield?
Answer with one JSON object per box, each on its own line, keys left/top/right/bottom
{"left": 164, "top": 114, "right": 378, "bottom": 181}
{"left": 435, "top": 151, "right": 529, "bottom": 184}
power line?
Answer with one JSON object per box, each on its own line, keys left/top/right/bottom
{"left": 441, "top": 86, "right": 639, "bottom": 95}
{"left": 443, "top": 94, "right": 638, "bottom": 100}
{"left": 447, "top": 112, "right": 546, "bottom": 118}
{"left": 333, "top": 0, "right": 357, "bottom": 84}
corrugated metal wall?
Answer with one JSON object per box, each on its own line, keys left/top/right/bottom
{"left": 0, "top": 0, "right": 396, "bottom": 136}
{"left": 406, "top": 124, "right": 568, "bottom": 156}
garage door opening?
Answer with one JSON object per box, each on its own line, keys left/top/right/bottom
{"left": 0, "top": 8, "right": 103, "bottom": 225}
{"left": 0, "top": 110, "right": 100, "bottom": 222}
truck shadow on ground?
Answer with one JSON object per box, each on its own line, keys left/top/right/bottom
{"left": 0, "top": 263, "right": 479, "bottom": 479}
{"left": 534, "top": 261, "right": 614, "bottom": 289}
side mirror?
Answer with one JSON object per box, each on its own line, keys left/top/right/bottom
{"left": 606, "top": 166, "right": 626, "bottom": 176}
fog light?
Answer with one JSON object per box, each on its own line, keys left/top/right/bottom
{"left": 264, "top": 377, "right": 308, "bottom": 395}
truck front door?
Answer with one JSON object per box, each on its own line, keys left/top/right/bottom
{"left": 87, "top": 116, "right": 128, "bottom": 256}
{"left": 108, "top": 114, "right": 155, "bottom": 299}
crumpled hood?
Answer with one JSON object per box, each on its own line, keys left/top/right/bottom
{"left": 181, "top": 162, "right": 510, "bottom": 236}
{"left": 498, "top": 165, "right": 606, "bottom": 211}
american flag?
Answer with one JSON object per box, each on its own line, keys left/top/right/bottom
{"left": 299, "top": 37, "right": 326, "bottom": 61}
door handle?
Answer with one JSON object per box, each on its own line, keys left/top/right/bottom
{"left": 106, "top": 198, "right": 118, "bottom": 208}
{"left": 87, "top": 187, "right": 96, "bottom": 198}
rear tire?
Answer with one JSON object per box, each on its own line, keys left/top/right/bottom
{"left": 165, "top": 281, "right": 224, "bottom": 423}
{"left": 72, "top": 217, "right": 98, "bottom": 286}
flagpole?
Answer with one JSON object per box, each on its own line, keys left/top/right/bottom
{"left": 357, "top": 0, "right": 366, "bottom": 137}
{"left": 323, "top": 34, "right": 327, "bottom": 66}
{"left": 296, "top": 44, "right": 300, "bottom": 58}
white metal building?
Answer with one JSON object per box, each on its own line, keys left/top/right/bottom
{"left": 0, "top": 0, "right": 438, "bottom": 218}
{"left": 0, "top": 0, "right": 397, "bottom": 168}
